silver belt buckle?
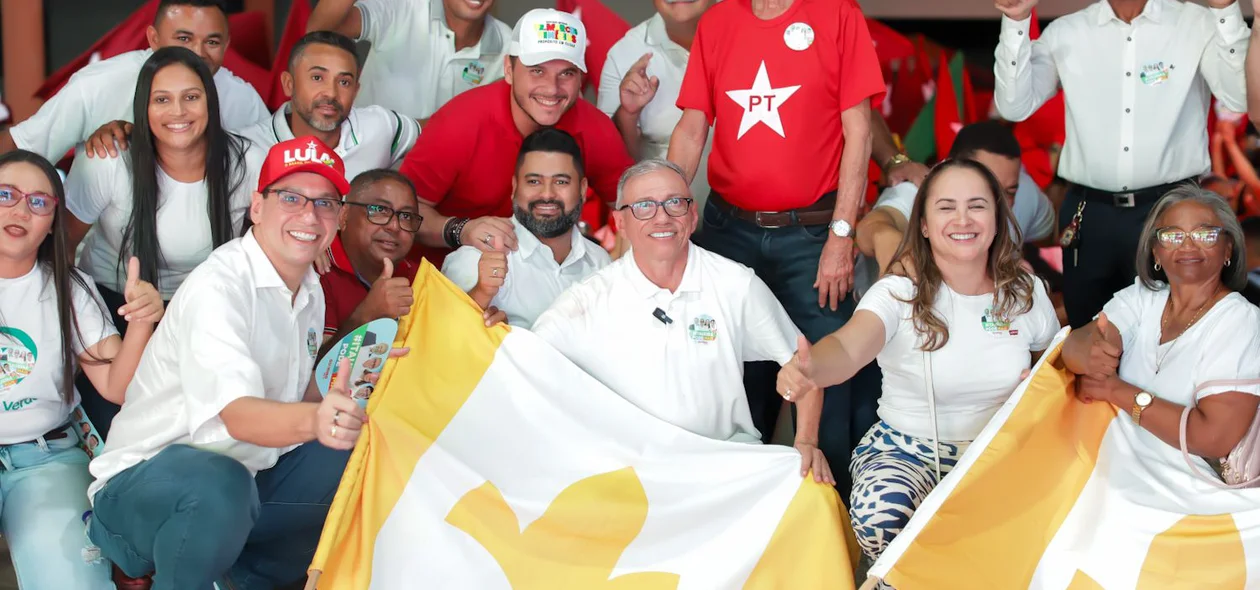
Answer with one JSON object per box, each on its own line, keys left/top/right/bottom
{"left": 1113, "top": 192, "right": 1136, "bottom": 208}
{"left": 755, "top": 211, "right": 788, "bottom": 229}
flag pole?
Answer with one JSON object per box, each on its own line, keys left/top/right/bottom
{"left": 304, "top": 570, "right": 322, "bottom": 590}
{"left": 858, "top": 576, "right": 879, "bottom": 590}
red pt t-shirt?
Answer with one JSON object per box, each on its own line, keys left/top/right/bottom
{"left": 677, "top": 0, "right": 885, "bottom": 211}
{"left": 399, "top": 80, "right": 632, "bottom": 265}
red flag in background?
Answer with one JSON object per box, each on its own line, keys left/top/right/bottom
{"left": 554, "top": 0, "right": 631, "bottom": 102}
{"left": 228, "top": 11, "right": 272, "bottom": 69}
{"left": 1029, "top": 8, "right": 1042, "bottom": 39}
{"left": 267, "top": 0, "right": 313, "bottom": 110}
{"left": 866, "top": 18, "right": 914, "bottom": 68}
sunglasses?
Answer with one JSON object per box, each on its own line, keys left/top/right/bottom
{"left": 1155, "top": 226, "right": 1223, "bottom": 249}
{"left": 0, "top": 185, "right": 58, "bottom": 217}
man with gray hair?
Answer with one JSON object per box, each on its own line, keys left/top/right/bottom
{"left": 532, "top": 158, "right": 834, "bottom": 483}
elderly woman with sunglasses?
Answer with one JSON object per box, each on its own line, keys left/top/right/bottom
{"left": 1063, "top": 185, "right": 1260, "bottom": 487}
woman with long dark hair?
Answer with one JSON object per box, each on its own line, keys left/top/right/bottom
{"left": 0, "top": 150, "right": 162, "bottom": 588}
{"left": 776, "top": 159, "right": 1061, "bottom": 568}
{"left": 64, "top": 46, "right": 249, "bottom": 322}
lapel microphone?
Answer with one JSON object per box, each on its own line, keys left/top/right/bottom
{"left": 652, "top": 307, "right": 673, "bottom": 325}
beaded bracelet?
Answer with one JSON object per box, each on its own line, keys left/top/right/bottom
{"left": 444, "top": 217, "right": 470, "bottom": 248}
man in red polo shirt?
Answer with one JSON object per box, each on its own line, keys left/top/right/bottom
{"left": 320, "top": 168, "right": 503, "bottom": 357}
{"left": 398, "top": 8, "right": 633, "bottom": 266}
{"left": 668, "top": 0, "right": 885, "bottom": 500}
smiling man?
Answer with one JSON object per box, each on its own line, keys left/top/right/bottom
{"left": 3, "top": 0, "right": 269, "bottom": 160}
{"left": 441, "top": 128, "right": 610, "bottom": 327}
{"left": 397, "top": 8, "right": 633, "bottom": 267}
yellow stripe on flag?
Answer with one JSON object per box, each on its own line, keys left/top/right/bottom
{"left": 745, "top": 479, "right": 857, "bottom": 590}
{"left": 1136, "top": 514, "right": 1246, "bottom": 589}
{"left": 309, "top": 262, "right": 509, "bottom": 588}
{"left": 884, "top": 343, "right": 1116, "bottom": 589}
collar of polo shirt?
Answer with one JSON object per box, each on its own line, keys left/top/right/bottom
{"left": 431, "top": 0, "right": 507, "bottom": 55}
{"left": 643, "top": 14, "right": 689, "bottom": 67}
{"left": 512, "top": 216, "right": 591, "bottom": 264}
{"left": 1096, "top": 0, "right": 1162, "bottom": 26}
{"left": 272, "top": 102, "right": 359, "bottom": 150}
{"left": 624, "top": 242, "right": 703, "bottom": 299}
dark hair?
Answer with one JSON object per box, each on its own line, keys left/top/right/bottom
{"left": 121, "top": 46, "right": 247, "bottom": 290}
{"left": 889, "top": 158, "right": 1035, "bottom": 351}
{"left": 516, "top": 128, "right": 585, "bottom": 178}
{"left": 1243, "top": 216, "right": 1260, "bottom": 242}
{"left": 288, "top": 30, "right": 362, "bottom": 73}
{"left": 348, "top": 169, "right": 417, "bottom": 203}
{"left": 0, "top": 151, "right": 108, "bottom": 405}
{"left": 154, "top": 0, "right": 227, "bottom": 25}
{"left": 948, "top": 121, "right": 1022, "bottom": 161}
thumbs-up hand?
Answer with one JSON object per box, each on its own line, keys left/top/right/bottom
{"left": 474, "top": 249, "right": 508, "bottom": 301}
{"left": 619, "top": 52, "right": 661, "bottom": 117}
{"left": 1086, "top": 312, "right": 1123, "bottom": 380}
{"left": 777, "top": 334, "right": 821, "bottom": 403}
{"left": 360, "top": 258, "right": 413, "bottom": 321}
{"left": 118, "top": 256, "right": 164, "bottom": 324}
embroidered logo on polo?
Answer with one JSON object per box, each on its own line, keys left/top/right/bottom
{"left": 688, "top": 315, "right": 718, "bottom": 344}
{"left": 0, "top": 327, "right": 37, "bottom": 401}
{"left": 725, "top": 61, "right": 800, "bottom": 140}
{"left": 980, "top": 308, "right": 1014, "bottom": 335}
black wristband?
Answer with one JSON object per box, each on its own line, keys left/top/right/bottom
{"left": 444, "top": 217, "right": 468, "bottom": 249}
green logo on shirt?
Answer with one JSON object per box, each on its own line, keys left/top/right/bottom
{"left": 0, "top": 327, "right": 37, "bottom": 396}
{"left": 980, "top": 308, "right": 1013, "bottom": 334}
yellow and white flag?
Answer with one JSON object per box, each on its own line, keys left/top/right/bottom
{"left": 869, "top": 330, "right": 1260, "bottom": 589}
{"left": 306, "top": 263, "right": 856, "bottom": 589}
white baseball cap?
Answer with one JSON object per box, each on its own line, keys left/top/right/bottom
{"left": 508, "top": 8, "right": 587, "bottom": 73}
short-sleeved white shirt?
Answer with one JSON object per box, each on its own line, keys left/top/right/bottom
{"left": 88, "top": 231, "right": 325, "bottom": 500}
{"left": 598, "top": 14, "right": 714, "bottom": 202}
{"left": 236, "top": 103, "right": 420, "bottom": 188}
{"left": 8, "top": 49, "right": 269, "bottom": 163}
{"left": 441, "top": 218, "right": 610, "bottom": 327}
{"left": 857, "top": 274, "right": 1060, "bottom": 441}
{"left": 0, "top": 265, "right": 115, "bottom": 443}
{"left": 872, "top": 167, "right": 1056, "bottom": 243}
{"left": 355, "top": 0, "right": 510, "bottom": 120}
{"left": 532, "top": 243, "right": 800, "bottom": 443}
{"left": 64, "top": 148, "right": 253, "bottom": 298}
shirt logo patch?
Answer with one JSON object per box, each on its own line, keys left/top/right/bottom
{"left": 688, "top": 315, "right": 718, "bottom": 344}
{"left": 1139, "top": 61, "right": 1170, "bottom": 86}
{"left": 981, "top": 308, "right": 1014, "bottom": 335}
{"left": 725, "top": 61, "right": 800, "bottom": 140}
{"left": 462, "top": 61, "right": 486, "bottom": 86}
{"left": 783, "top": 22, "right": 815, "bottom": 51}
{"left": 0, "top": 327, "right": 37, "bottom": 395}
{"left": 307, "top": 328, "right": 319, "bottom": 359}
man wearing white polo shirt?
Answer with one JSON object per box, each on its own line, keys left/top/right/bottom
{"left": 598, "top": 0, "right": 714, "bottom": 205}
{"left": 237, "top": 30, "right": 419, "bottom": 185}
{"left": 993, "top": 0, "right": 1250, "bottom": 328}
{"left": 442, "top": 128, "right": 610, "bottom": 327}
{"left": 2, "top": 0, "right": 269, "bottom": 160}
{"left": 533, "top": 159, "right": 833, "bottom": 483}
{"left": 308, "top": 0, "right": 509, "bottom": 122}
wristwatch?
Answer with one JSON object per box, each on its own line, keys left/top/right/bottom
{"left": 884, "top": 153, "right": 912, "bottom": 171}
{"left": 1131, "top": 391, "right": 1155, "bottom": 425}
{"left": 830, "top": 219, "right": 853, "bottom": 239}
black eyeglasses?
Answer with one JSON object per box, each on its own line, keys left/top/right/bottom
{"left": 617, "top": 197, "right": 693, "bottom": 221}
{"left": 0, "top": 185, "right": 57, "bottom": 217}
{"left": 343, "top": 202, "right": 423, "bottom": 233}
{"left": 263, "top": 189, "right": 344, "bottom": 220}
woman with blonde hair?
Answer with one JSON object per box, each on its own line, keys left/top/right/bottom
{"left": 777, "top": 158, "right": 1060, "bottom": 564}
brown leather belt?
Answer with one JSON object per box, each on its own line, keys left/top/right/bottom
{"left": 710, "top": 191, "right": 836, "bottom": 228}
{"left": 9, "top": 424, "right": 72, "bottom": 446}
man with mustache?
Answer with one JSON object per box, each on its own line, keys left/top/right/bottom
{"left": 237, "top": 31, "right": 419, "bottom": 184}
{"left": 1, "top": 0, "right": 268, "bottom": 160}
{"left": 307, "top": 0, "right": 510, "bottom": 122}
{"left": 442, "top": 128, "right": 611, "bottom": 327}
{"left": 398, "top": 8, "right": 633, "bottom": 268}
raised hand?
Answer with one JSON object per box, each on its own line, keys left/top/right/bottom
{"left": 778, "top": 335, "right": 821, "bottom": 402}
{"left": 316, "top": 358, "right": 369, "bottom": 450}
{"left": 474, "top": 248, "right": 508, "bottom": 302}
{"left": 118, "top": 256, "right": 164, "bottom": 324}
{"left": 1085, "top": 312, "right": 1123, "bottom": 380}
{"left": 619, "top": 53, "right": 660, "bottom": 116}
{"left": 995, "top": 0, "right": 1038, "bottom": 21}
{"left": 360, "top": 258, "right": 414, "bottom": 320}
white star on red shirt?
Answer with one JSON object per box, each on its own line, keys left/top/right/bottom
{"left": 725, "top": 61, "right": 800, "bottom": 140}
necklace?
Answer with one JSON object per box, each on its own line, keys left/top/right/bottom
{"left": 1155, "top": 287, "right": 1221, "bottom": 373}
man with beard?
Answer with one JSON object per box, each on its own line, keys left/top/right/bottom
{"left": 238, "top": 31, "right": 419, "bottom": 185}
{"left": 399, "top": 8, "right": 633, "bottom": 267}
{"left": 2, "top": 0, "right": 268, "bottom": 160}
{"left": 308, "top": 0, "right": 510, "bottom": 122}
{"left": 442, "top": 128, "right": 610, "bottom": 327}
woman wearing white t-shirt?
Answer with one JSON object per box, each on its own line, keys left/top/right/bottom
{"left": 65, "top": 47, "right": 250, "bottom": 324}
{"left": 1063, "top": 186, "right": 1260, "bottom": 487}
{"left": 0, "top": 150, "right": 162, "bottom": 588}
{"left": 777, "top": 159, "right": 1060, "bottom": 563}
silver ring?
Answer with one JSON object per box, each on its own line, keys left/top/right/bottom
{"left": 333, "top": 410, "right": 341, "bottom": 425}
{"left": 331, "top": 425, "right": 339, "bottom": 438}
{"left": 785, "top": 388, "right": 793, "bottom": 400}
{"left": 491, "top": 268, "right": 500, "bottom": 277}
{"left": 482, "top": 234, "right": 493, "bottom": 245}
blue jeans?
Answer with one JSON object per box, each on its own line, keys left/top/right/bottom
{"left": 88, "top": 442, "right": 351, "bottom": 590}
{"left": 694, "top": 198, "right": 881, "bottom": 502}
{"left": 0, "top": 424, "right": 112, "bottom": 589}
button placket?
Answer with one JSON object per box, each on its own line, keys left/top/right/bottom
{"left": 1119, "top": 24, "right": 1138, "bottom": 190}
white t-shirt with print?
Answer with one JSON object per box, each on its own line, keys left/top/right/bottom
{"left": 8, "top": 49, "right": 268, "bottom": 163}
{"left": 0, "top": 264, "right": 115, "bottom": 444}
{"left": 64, "top": 148, "right": 252, "bottom": 298}
{"left": 857, "top": 274, "right": 1060, "bottom": 441}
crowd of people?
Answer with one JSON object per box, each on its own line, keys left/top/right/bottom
{"left": 0, "top": 0, "right": 1257, "bottom": 588}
